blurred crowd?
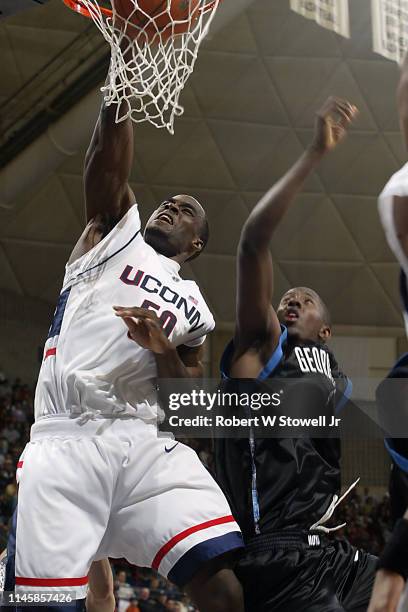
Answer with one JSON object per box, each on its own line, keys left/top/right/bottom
{"left": 0, "top": 370, "right": 32, "bottom": 549}
{"left": 112, "top": 566, "right": 196, "bottom": 611}
{"left": 333, "top": 488, "right": 392, "bottom": 556}
{"left": 0, "top": 367, "right": 395, "bottom": 609}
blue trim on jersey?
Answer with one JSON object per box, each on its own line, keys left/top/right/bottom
{"left": 251, "top": 325, "right": 287, "bottom": 533}
{"left": 385, "top": 439, "right": 408, "bottom": 474}
{"left": 380, "top": 354, "right": 408, "bottom": 474}
{"left": 258, "top": 326, "right": 288, "bottom": 381}
{"left": 248, "top": 431, "right": 261, "bottom": 535}
{"left": 47, "top": 287, "right": 71, "bottom": 340}
{"left": 400, "top": 269, "right": 408, "bottom": 315}
{"left": 167, "top": 531, "right": 243, "bottom": 587}
{"left": 390, "top": 352, "right": 408, "bottom": 373}
{"left": 75, "top": 229, "right": 141, "bottom": 279}
{"left": 335, "top": 377, "right": 353, "bottom": 414}
{"left": 14, "top": 603, "right": 85, "bottom": 611}
{"left": 220, "top": 326, "right": 287, "bottom": 380}
{"left": 219, "top": 326, "right": 287, "bottom": 536}
{"left": 4, "top": 507, "right": 17, "bottom": 593}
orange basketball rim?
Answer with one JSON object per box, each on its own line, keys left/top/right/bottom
{"left": 62, "top": 0, "right": 219, "bottom": 20}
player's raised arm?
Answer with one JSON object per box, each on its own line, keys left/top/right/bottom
{"left": 84, "top": 99, "right": 135, "bottom": 225}
{"left": 233, "top": 98, "right": 357, "bottom": 374}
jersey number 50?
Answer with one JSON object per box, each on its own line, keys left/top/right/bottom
{"left": 140, "top": 299, "right": 177, "bottom": 338}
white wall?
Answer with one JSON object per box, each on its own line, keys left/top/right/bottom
{"left": 329, "top": 335, "right": 398, "bottom": 400}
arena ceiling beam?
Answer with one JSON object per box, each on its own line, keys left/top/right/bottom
{"left": 0, "top": 0, "right": 51, "bottom": 20}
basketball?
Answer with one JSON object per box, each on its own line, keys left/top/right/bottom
{"left": 113, "top": 0, "right": 201, "bottom": 43}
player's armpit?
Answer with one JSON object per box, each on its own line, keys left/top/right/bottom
{"left": 67, "top": 214, "right": 119, "bottom": 265}
{"left": 393, "top": 196, "right": 408, "bottom": 259}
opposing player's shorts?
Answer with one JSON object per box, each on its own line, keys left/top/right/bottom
{"left": 235, "top": 531, "right": 376, "bottom": 611}
{"left": 14, "top": 417, "right": 243, "bottom": 599}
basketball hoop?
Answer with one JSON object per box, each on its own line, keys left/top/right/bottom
{"left": 63, "top": 0, "right": 218, "bottom": 19}
{"left": 63, "top": 0, "right": 221, "bottom": 133}
{"left": 63, "top": 0, "right": 112, "bottom": 18}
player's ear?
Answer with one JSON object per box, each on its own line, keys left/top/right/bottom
{"left": 318, "top": 325, "right": 331, "bottom": 342}
{"left": 191, "top": 237, "right": 204, "bottom": 256}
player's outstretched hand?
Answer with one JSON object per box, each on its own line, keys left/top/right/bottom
{"left": 367, "top": 569, "right": 405, "bottom": 612}
{"left": 311, "top": 97, "right": 358, "bottom": 154}
{"left": 114, "top": 306, "right": 171, "bottom": 354}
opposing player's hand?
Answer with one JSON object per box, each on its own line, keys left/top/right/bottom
{"left": 367, "top": 570, "right": 405, "bottom": 612}
{"left": 114, "top": 306, "right": 171, "bottom": 354}
{"left": 311, "top": 97, "right": 358, "bottom": 154}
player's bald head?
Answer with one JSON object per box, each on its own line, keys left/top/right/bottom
{"left": 297, "top": 287, "right": 331, "bottom": 327}
{"left": 144, "top": 194, "right": 209, "bottom": 262}
{"left": 173, "top": 194, "right": 205, "bottom": 215}
{"left": 277, "top": 287, "right": 332, "bottom": 343}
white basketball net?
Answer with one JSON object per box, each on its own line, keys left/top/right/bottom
{"left": 79, "top": 0, "right": 220, "bottom": 133}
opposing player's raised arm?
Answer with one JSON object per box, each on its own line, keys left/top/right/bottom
{"left": 235, "top": 98, "right": 357, "bottom": 361}
{"left": 84, "top": 100, "right": 135, "bottom": 224}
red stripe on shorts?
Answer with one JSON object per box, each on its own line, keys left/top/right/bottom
{"left": 17, "top": 461, "right": 23, "bottom": 469}
{"left": 44, "top": 348, "right": 57, "bottom": 360}
{"left": 15, "top": 576, "right": 88, "bottom": 587}
{"left": 152, "top": 515, "right": 236, "bottom": 570}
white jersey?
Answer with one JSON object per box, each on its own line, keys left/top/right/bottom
{"left": 35, "top": 204, "right": 215, "bottom": 422}
{"left": 378, "top": 163, "right": 408, "bottom": 335}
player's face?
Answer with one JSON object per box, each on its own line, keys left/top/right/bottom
{"left": 276, "top": 287, "right": 331, "bottom": 343}
{"left": 144, "top": 195, "right": 206, "bottom": 260}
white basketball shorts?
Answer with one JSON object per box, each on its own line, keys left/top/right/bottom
{"left": 14, "top": 417, "right": 243, "bottom": 599}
